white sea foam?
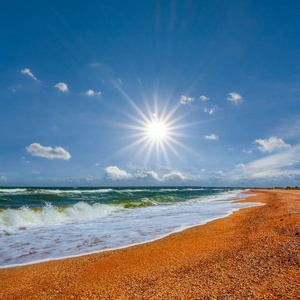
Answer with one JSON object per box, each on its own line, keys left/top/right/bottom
{"left": 0, "top": 202, "right": 121, "bottom": 232}
{"left": 0, "top": 188, "right": 28, "bottom": 194}
{"left": 33, "top": 189, "right": 114, "bottom": 194}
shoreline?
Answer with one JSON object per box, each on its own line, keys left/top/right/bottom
{"left": 0, "top": 189, "right": 257, "bottom": 270}
{"left": 1, "top": 189, "right": 299, "bottom": 299}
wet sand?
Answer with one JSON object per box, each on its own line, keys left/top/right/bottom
{"left": 0, "top": 189, "right": 299, "bottom": 299}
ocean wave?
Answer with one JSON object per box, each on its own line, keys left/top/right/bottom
{"left": 33, "top": 188, "right": 114, "bottom": 195}
{"left": 0, "top": 188, "right": 28, "bottom": 194}
{"left": 0, "top": 202, "right": 121, "bottom": 232}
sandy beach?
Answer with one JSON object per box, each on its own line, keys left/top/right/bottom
{"left": 0, "top": 189, "right": 299, "bottom": 299}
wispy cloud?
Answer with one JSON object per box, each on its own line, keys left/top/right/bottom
{"left": 90, "top": 62, "right": 101, "bottom": 67}
{"left": 203, "top": 105, "right": 218, "bottom": 115}
{"left": 199, "top": 95, "right": 210, "bottom": 101}
{"left": 0, "top": 172, "right": 7, "bottom": 181}
{"left": 27, "top": 143, "right": 71, "bottom": 160}
{"left": 180, "top": 95, "right": 195, "bottom": 105}
{"left": 208, "top": 108, "right": 215, "bottom": 115}
{"left": 254, "top": 137, "right": 291, "bottom": 153}
{"left": 205, "top": 133, "right": 219, "bottom": 140}
{"left": 117, "top": 78, "right": 122, "bottom": 85}
{"left": 31, "top": 170, "right": 40, "bottom": 175}
{"left": 21, "top": 68, "right": 39, "bottom": 82}
{"left": 85, "top": 89, "right": 101, "bottom": 97}
{"left": 0, "top": 175, "right": 7, "bottom": 181}
{"left": 242, "top": 149, "right": 252, "bottom": 154}
{"left": 8, "top": 84, "right": 22, "bottom": 93}
{"left": 105, "top": 166, "right": 132, "bottom": 180}
{"left": 247, "top": 145, "right": 300, "bottom": 171}
{"left": 54, "top": 82, "right": 69, "bottom": 93}
{"left": 227, "top": 92, "right": 242, "bottom": 103}
{"left": 233, "top": 144, "right": 300, "bottom": 180}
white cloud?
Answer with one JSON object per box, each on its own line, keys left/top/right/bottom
{"left": 200, "top": 95, "right": 210, "bottom": 101}
{"left": 27, "top": 143, "right": 71, "bottom": 160}
{"left": 250, "top": 169, "right": 300, "bottom": 179}
{"left": 231, "top": 144, "right": 300, "bottom": 180}
{"left": 242, "top": 149, "right": 252, "bottom": 154}
{"left": 247, "top": 145, "right": 300, "bottom": 171}
{"left": 54, "top": 82, "right": 69, "bottom": 93}
{"left": 162, "top": 171, "right": 185, "bottom": 182}
{"left": 254, "top": 137, "right": 291, "bottom": 153}
{"left": 85, "top": 89, "right": 101, "bottom": 97}
{"left": 180, "top": 95, "right": 195, "bottom": 105}
{"left": 105, "top": 166, "right": 132, "bottom": 180}
{"left": 205, "top": 133, "right": 219, "bottom": 140}
{"left": 118, "top": 78, "right": 122, "bottom": 85}
{"left": 203, "top": 106, "right": 218, "bottom": 115}
{"left": 134, "top": 170, "right": 160, "bottom": 181}
{"left": 227, "top": 92, "right": 242, "bottom": 102}
{"left": 31, "top": 170, "right": 40, "bottom": 174}
{"left": 21, "top": 68, "right": 39, "bottom": 82}
{"left": 235, "top": 163, "right": 246, "bottom": 170}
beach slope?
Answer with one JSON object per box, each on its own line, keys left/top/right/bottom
{"left": 1, "top": 189, "right": 299, "bottom": 299}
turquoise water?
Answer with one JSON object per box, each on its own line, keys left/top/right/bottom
{"left": 0, "top": 187, "right": 259, "bottom": 268}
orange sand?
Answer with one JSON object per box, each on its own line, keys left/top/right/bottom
{"left": 0, "top": 189, "right": 299, "bottom": 299}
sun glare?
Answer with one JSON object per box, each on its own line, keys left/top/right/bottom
{"left": 110, "top": 78, "right": 194, "bottom": 164}
{"left": 147, "top": 121, "right": 167, "bottom": 141}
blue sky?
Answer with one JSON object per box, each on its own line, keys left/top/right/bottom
{"left": 0, "top": 0, "right": 299, "bottom": 187}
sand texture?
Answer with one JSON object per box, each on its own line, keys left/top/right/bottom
{"left": 0, "top": 189, "right": 299, "bottom": 299}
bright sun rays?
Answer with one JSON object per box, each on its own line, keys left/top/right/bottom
{"left": 109, "top": 79, "right": 197, "bottom": 166}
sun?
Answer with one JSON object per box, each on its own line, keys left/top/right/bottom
{"left": 113, "top": 102, "right": 193, "bottom": 165}
{"left": 109, "top": 78, "right": 194, "bottom": 164}
{"left": 147, "top": 121, "right": 167, "bottom": 141}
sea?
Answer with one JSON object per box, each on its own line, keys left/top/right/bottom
{"left": 0, "top": 187, "right": 260, "bottom": 269}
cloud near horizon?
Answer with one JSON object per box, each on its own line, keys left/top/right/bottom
{"left": 105, "top": 166, "right": 132, "bottom": 180}
{"left": 54, "top": 82, "right": 69, "bottom": 93}
{"left": 162, "top": 171, "right": 185, "bottom": 182}
{"left": 21, "top": 68, "right": 39, "bottom": 82}
{"left": 134, "top": 170, "right": 160, "bottom": 181}
{"left": 232, "top": 144, "right": 300, "bottom": 181}
{"left": 254, "top": 137, "right": 291, "bottom": 153}
{"left": 103, "top": 166, "right": 205, "bottom": 184}
{"left": 27, "top": 143, "right": 71, "bottom": 160}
